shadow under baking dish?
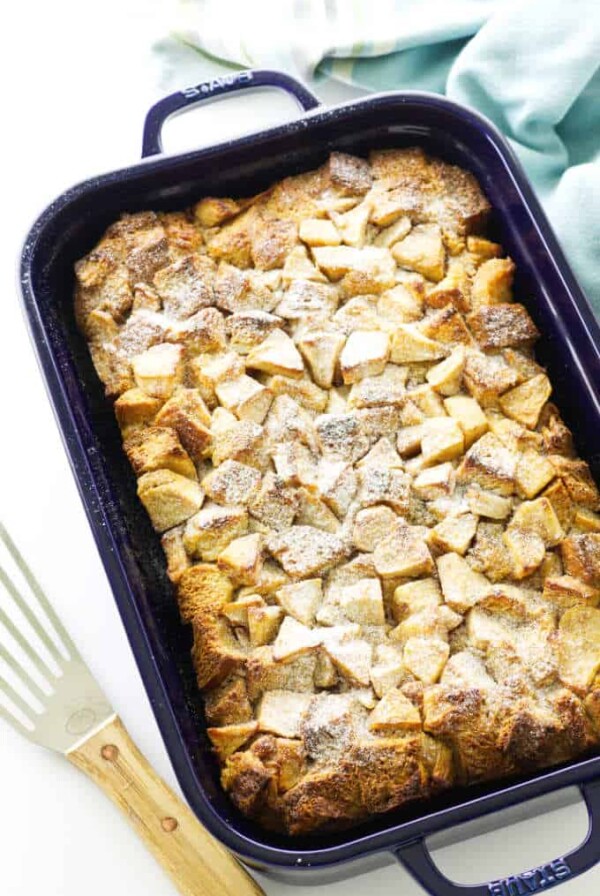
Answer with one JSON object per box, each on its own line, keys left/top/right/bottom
{"left": 19, "top": 83, "right": 600, "bottom": 884}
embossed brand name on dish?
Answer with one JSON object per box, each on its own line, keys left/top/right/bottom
{"left": 488, "top": 859, "right": 572, "bottom": 895}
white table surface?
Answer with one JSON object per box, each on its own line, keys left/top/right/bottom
{"left": 1, "top": 2, "right": 597, "bottom": 894}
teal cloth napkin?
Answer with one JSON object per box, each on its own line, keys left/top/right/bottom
{"left": 155, "top": 0, "right": 600, "bottom": 313}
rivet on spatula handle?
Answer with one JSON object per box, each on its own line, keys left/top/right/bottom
{"left": 67, "top": 715, "right": 265, "bottom": 896}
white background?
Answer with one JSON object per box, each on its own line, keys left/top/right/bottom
{"left": 0, "top": 1, "right": 597, "bottom": 894}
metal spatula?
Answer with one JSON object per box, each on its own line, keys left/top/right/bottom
{"left": 0, "top": 522, "right": 264, "bottom": 896}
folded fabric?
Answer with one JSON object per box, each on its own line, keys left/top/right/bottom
{"left": 155, "top": 0, "right": 600, "bottom": 313}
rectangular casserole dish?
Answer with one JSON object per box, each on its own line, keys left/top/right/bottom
{"left": 19, "top": 69, "right": 600, "bottom": 895}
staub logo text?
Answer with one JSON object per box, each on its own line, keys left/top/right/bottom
{"left": 182, "top": 71, "right": 254, "bottom": 100}
{"left": 488, "top": 859, "right": 572, "bottom": 895}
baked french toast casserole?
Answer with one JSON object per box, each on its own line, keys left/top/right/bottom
{"left": 74, "top": 147, "right": 600, "bottom": 835}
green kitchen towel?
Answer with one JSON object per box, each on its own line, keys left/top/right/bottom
{"left": 155, "top": 0, "right": 600, "bottom": 312}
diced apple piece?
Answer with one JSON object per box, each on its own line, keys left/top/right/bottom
{"left": 443, "top": 395, "right": 488, "bottom": 447}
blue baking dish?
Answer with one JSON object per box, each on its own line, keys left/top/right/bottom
{"left": 19, "top": 69, "right": 600, "bottom": 894}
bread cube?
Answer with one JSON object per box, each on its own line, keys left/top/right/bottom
{"left": 509, "top": 497, "right": 564, "bottom": 547}
{"left": 551, "top": 458, "right": 600, "bottom": 511}
{"left": 429, "top": 513, "right": 478, "bottom": 556}
{"left": 154, "top": 388, "right": 212, "bottom": 460}
{"left": 124, "top": 426, "right": 197, "bottom": 480}
{"left": 312, "top": 245, "right": 394, "bottom": 282}
{"left": 325, "top": 638, "right": 372, "bottom": 686}
{"left": 412, "top": 463, "right": 455, "bottom": 501}
{"left": 282, "top": 245, "right": 328, "bottom": 283}
{"left": 275, "top": 278, "right": 339, "bottom": 319}
{"left": 425, "top": 348, "right": 465, "bottom": 397}
{"left": 560, "top": 534, "right": 600, "bottom": 586}
{"left": 191, "top": 616, "right": 247, "bottom": 689}
{"left": 357, "top": 436, "right": 404, "bottom": 469}
{"left": 183, "top": 504, "right": 248, "bottom": 560}
{"left": 437, "top": 552, "right": 489, "bottom": 612}
{"left": 267, "top": 373, "right": 328, "bottom": 413}
{"left": 215, "top": 375, "right": 273, "bottom": 424}
{"left": 392, "top": 224, "right": 445, "bottom": 281}
{"left": 315, "top": 413, "right": 369, "bottom": 462}
{"left": 267, "top": 526, "right": 347, "bottom": 578}
{"left": 221, "top": 593, "right": 265, "bottom": 628}
{"left": 542, "top": 575, "right": 600, "bottom": 610}
{"left": 247, "top": 605, "right": 284, "bottom": 647}
{"left": 194, "top": 196, "right": 241, "bottom": 227}
{"left": 258, "top": 690, "right": 312, "bottom": 738}
{"left": 368, "top": 689, "right": 422, "bottom": 731}
{"left": 314, "top": 650, "right": 338, "bottom": 688}
{"left": 339, "top": 578, "right": 385, "bottom": 625}
{"left": 352, "top": 505, "right": 400, "bottom": 552}
{"left": 177, "top": 562, "right": 234, "bottom": 623}
{"left": 217, "top": 533, "right": 264, "bottom": 585}
{"left": 137, "top": 469, "right": 204, "bottom": 532}
{"left": 160, "top": 526, "right": 191, "bottom": 584}
{"left": 211, "top": 416, "right": 265, "bottom": 469}
{"left": 276, "top": 579, "right": 323, "bottom": 626}
{"left": 421, "top": 417, "right": 464, "bottom": 464}
{"left": 317, "top": 459, "right": 358, "bottom": 518}
{"left": 114, "top": 388, "right": 163, "bottom": 429}
{"left": 370, "top": 646, "right": 405, "bottom": 698}
{"left": 295, "top": 488, "right": 340, "bottom": 534}
{"left": 463, "top": 351, "right": 519, "bottom": 405}
{"left": 499, "top": 374, "right": 552, "bottom": 429}
{"left": 515, "top": 450, "right": 556, "bottom": 499}
{"left": 403, "top": 637, "right": 449, "bottom": 684}
{"left": 131, "top": 343, "right": 184, "bottom": 399}
{"left": 189, "top": 351, "right": 245, "bottom": 408}
{"left": 299, "top": 218, "right": 341, "bottom": 246}
{"left": 503, "top": 528, "right": 546, "bottom": 579}
{"left": 391, "top": 579, "right": 442, "bottom": 622}
{"left": 213, "top": 262, "right": 276, "bottom": 310}
{"left": 339, "top": 330, "right": 390, "bottom": 384}
{"left": 457, "top": 432, "right": 517, "bottom": 495}
{"left": 377, "top": 283, "right": 423, "bottom": 324}
{"left": 374, "top": 526, "right": 434, "bottom": 578}
{"left": 466, "top": 487, "right": 512, "bottom": 520}
{"left": 557, "top": 606, "right": 600, "bottom": 693}
{"left": 225, "top": 310, "right": 282, "bottom": 354}
{"left": 201, "top": 460, "right": 261, "bottom": 507}
{"left": 331, "top": 199, "right": 372, "bottom": 248}
{"left": 207, "top": 721, "right": 258, "bottom": 762}
{"left": 467, "top": 303, "right": 539, "bottom": 349}
{"left": 153, "top": 254, "right": 215, "bottom": 319}
{"left": 470, "top": 258, "right": 514, "bottom": 308}
{"left": 297, "top": 328, "right": 345, "bottom": 388}
{"left": 329, "top": 151, "right": 373, "bottom": 195}
{"left": 390, "top": 324, "right": 448, "bottom": 363}
{"left": 245, "top": 329, "right": 304, "bottom": 379}
{"left": 348, "top": 365, "right": 408, "bottom": 409}
{"left": 272, "top": 616, "right": 321, "bottom": 661}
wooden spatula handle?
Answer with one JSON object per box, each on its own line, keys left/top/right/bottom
{"left": 67, "top": 715, "right": 265, "bottom": 896}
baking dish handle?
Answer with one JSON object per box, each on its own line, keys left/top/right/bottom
{"left": 142, "top": 69, "right": 321, "bottom": 157}
{"left": 394, "top": 779, "right": 600, "bottom": 895}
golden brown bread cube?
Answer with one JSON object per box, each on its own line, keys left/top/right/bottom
{"left": 560, "top": 534, "right": 600, "bottom": 587}
{"left": 137, "top": 469, "right": 204, "bottom": 532}
{"left": 154, "top": 388, "right": 213, "bottom": 461}
{"left": 160, "top": 526, "right": 190, "bottom": 584}
{"left": 124, "top": 426, "right": 197, "bottom": 479}
{"left": 114, "top": 388, "right": 164, "bottom": 429}
{"left": 183, "top": 504, "right": 249, "bottom": 561}
{"left": 176, "top": 563, "right": 234, "bottom": 623}
{"left": 466, "top": 303, "right": 539, "bottom": 349}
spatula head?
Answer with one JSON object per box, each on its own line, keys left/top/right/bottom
{"left": 0, "top": 522, "right": 114, "bottom": 754}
